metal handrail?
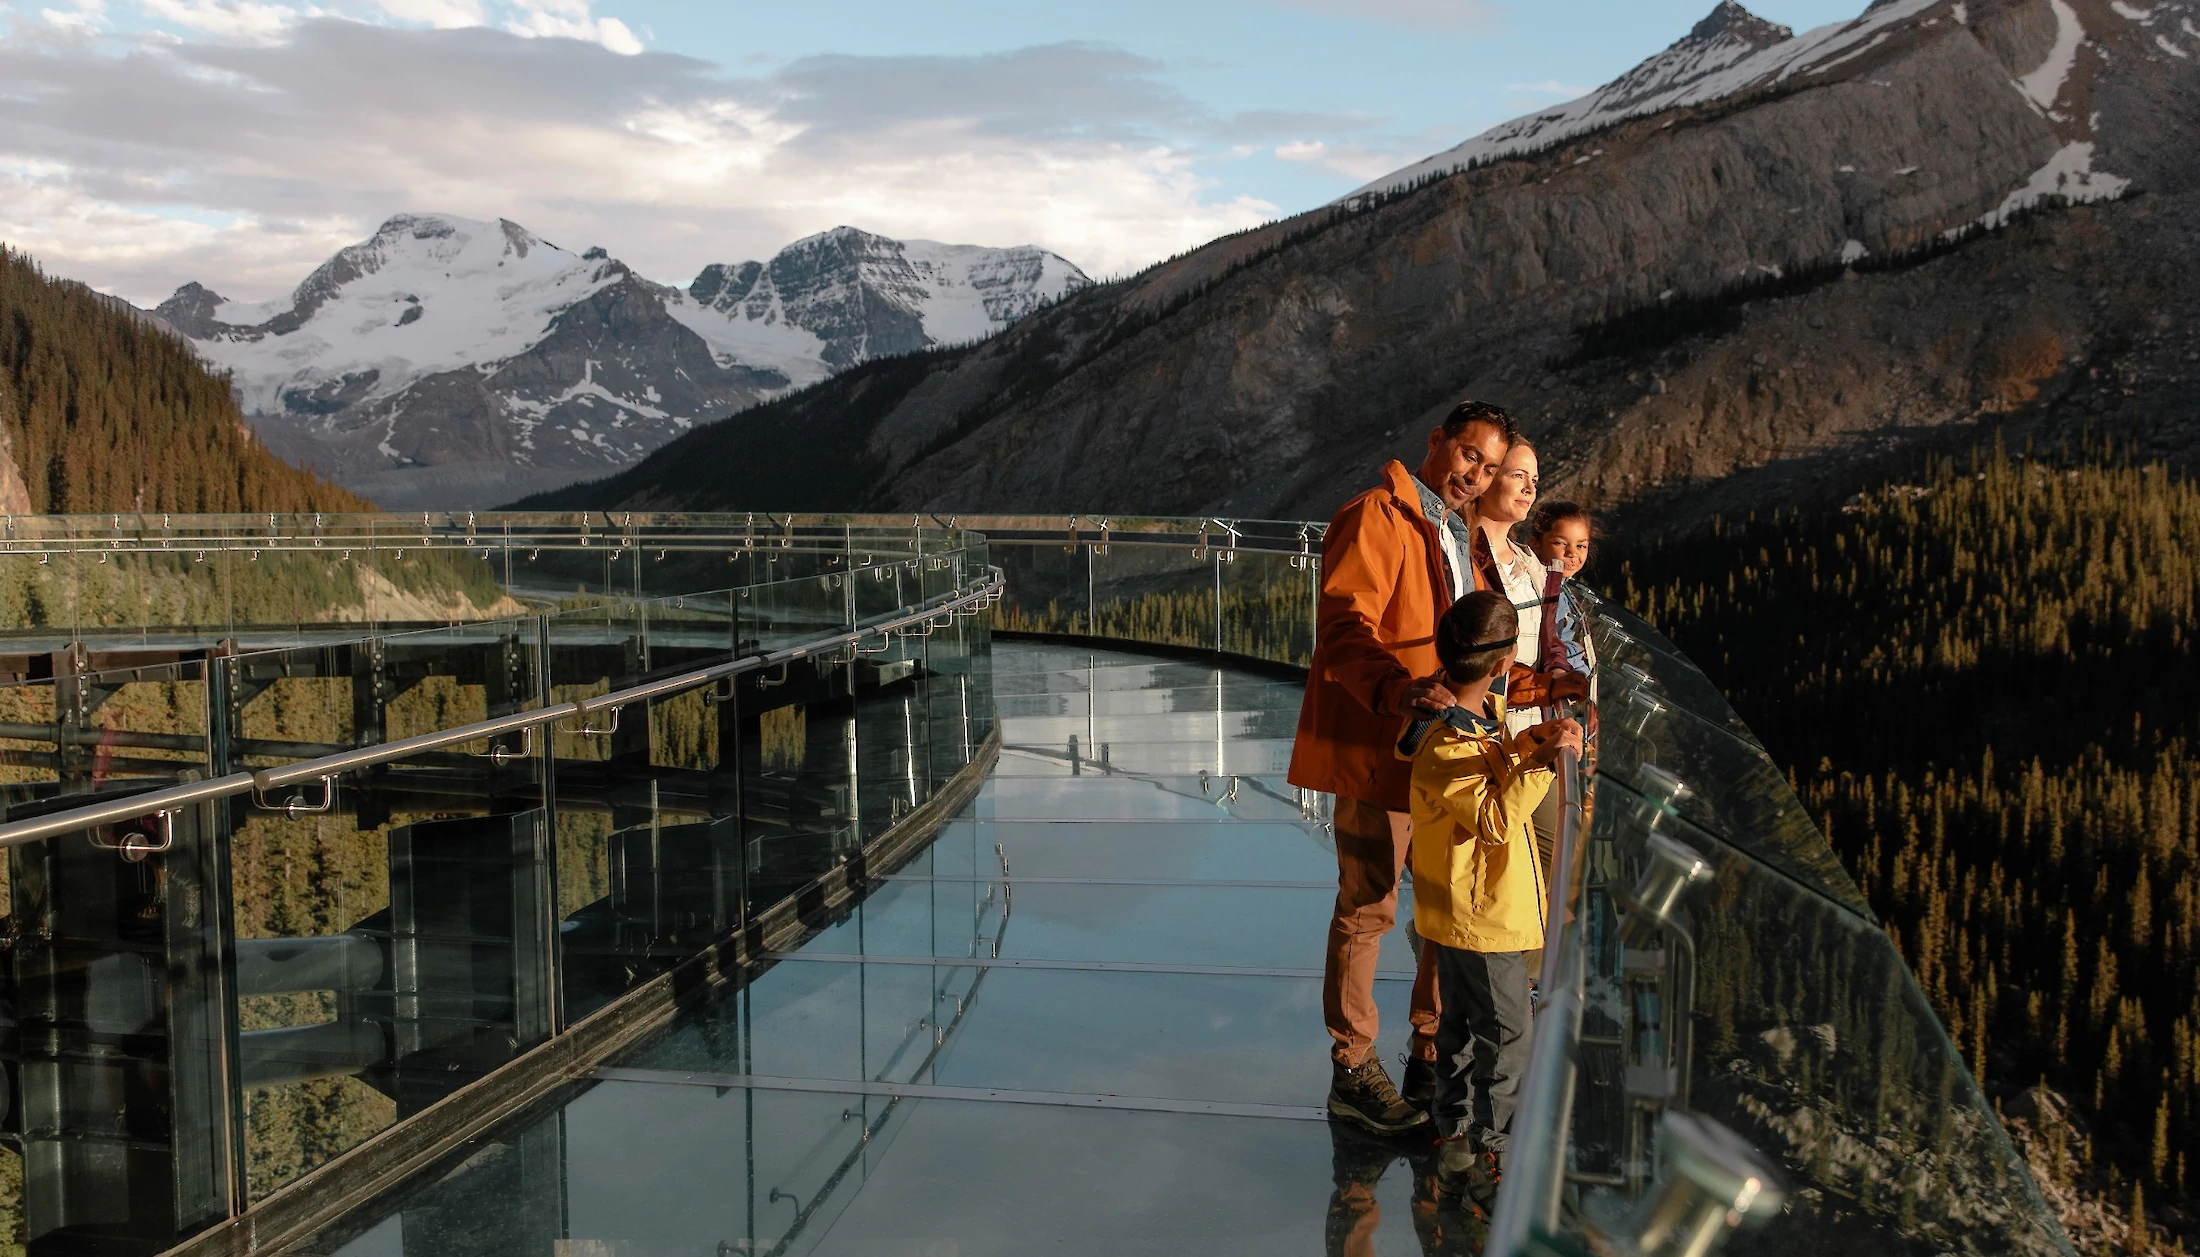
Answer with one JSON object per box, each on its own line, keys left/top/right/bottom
{"left": 1488, "top": 746, "right": 1586, "bottom": 1257}
{"left": 0, "top": 568, "right": 1005, "bottom": 850}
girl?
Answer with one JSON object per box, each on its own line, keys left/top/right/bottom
{"left": 1529, "top": 500, "right": 1597, "bottom": 684}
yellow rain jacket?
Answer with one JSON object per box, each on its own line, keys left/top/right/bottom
{"left": 1399, "top": 697, "right": 1555, "bottom": 953}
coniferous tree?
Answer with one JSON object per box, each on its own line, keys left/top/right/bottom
{"left": 0, "top": 246, "right": 367, "bottom": 514}
{"left": 1615, "top": 449, "right": 2198, "bottom": 1243}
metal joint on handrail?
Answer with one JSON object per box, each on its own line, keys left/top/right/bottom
{"left": 568, "top": 703, "right": 622, "bottom": 737}
{"left": 252, "top": 775, "right": 335, "bottom": 817}
{"left": 472, "top": 725, "right": 534, "bottom": 766}
{"left": 89, "top": 809, "right": 178, "bottom": 862}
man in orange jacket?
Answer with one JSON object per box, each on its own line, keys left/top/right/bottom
{"left": 1289, "top": 399, "right": 1515, "bottom": 1136}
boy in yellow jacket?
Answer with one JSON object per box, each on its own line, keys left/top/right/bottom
{"left": 1399, "top": 590, "right": 1581, "bottom": 1201}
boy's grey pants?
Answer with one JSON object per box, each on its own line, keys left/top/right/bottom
{"left": 1427, "top": 943, "right": 1533, "bottom": 1152}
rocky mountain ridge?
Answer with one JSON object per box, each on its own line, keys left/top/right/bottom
{"left": 164, "top": 217, "right": 1089, "bottom": 511}
{"left": 526, "top": 0, "right": 2200, "bottom": 530}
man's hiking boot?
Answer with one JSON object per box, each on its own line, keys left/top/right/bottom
{"left": 1436, "top": 1139, "right": 1502, "bottom": 1213}
{"left": 1328, "top": 1057, "right": 1431, "bottom": 1136}
{"left": 1400, "top": 1054, "right": 1438, "bottom": 1110}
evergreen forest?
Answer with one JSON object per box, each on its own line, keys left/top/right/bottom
{"left": 0, "top": 246, "right": 364, "bottom": 515}
{"left": 1615, "top": 448, "right": 2199, "bottom": 1253}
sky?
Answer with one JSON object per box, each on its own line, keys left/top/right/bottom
{"left": 0, "top": 0, "right": 1866, "bottom": 307}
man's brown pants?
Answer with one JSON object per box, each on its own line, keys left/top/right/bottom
{"left": 1324, "top": 796, "right": 1441, "bottom": 1067}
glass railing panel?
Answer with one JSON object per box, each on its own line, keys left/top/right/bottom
{"left": 540, "top": 590, "right": 648, "bottom": 1019}
{"left": 916, "top": 543, "right": 960, "bottom": 607}
{"left": 540, "top": 586, "right": 740, "bottom": 1020}
{"left": 920, "top": 615, "right": 981, "bottom": 790}
{"left": 209, "top": 618, "right": 548, "bottom": 1203}
{"left": 1564, "top": 772, "right": 2067, "bottom": 1256}
{"left": 1579, "top": 591, "right": 1761, "bottom": 749}
{"left": 1593, "top": 650, "right": 1873, "bottom": 920}
{"left": 740, "top": 570, "right": 852, "bottom": 654}
{"left": 727, "top": 573, "right": 861, "bottom": 916}
{"left": 345, "top": 529, "right": 527, "bottom": 628}
{"left": 1085, "top": 539, "right": 1218, "bottom": 653}
{"left": 854, "top": 629, "right": 928, "bottom": 846}
{"left": 1218, "top": 548, "right": 1317, "bottom": 666}
{"left": 852, "top": 554, "right": 915, "bottom": 627}
{"left": 0, "top": 651, "right": 226, "bottom": 1250}
{"left": 987, "top": 540, "right": 1090, "bottom": 636}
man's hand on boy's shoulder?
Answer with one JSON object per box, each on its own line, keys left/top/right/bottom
{"left": 1399, "top": 675, "right": 1457, "bottom": 715}
{"left": 1517, "top": 718, "right": 1584, "bottom": 768}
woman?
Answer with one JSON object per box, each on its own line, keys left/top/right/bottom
{"left": 1472, "top": 441, "right": 1549, "bottom": 734}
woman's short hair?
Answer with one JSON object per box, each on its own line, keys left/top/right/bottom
{"left": 1436, "top": 590, "right": 1519, "bottom": 685}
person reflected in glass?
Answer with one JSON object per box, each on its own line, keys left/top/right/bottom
{"left": 1399, "top": 591, "right": 1581, "bottom": 1209}
{"left": 1326, "top": 1119, "right": 1491, "bottom": 1257}
{"left": 1291, "top": 400, "right": 1518, "bottom": 1134}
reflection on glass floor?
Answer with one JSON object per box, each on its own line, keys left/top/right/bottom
{"left": 296, "top": 644, "right": 1488, "bottom": 1257}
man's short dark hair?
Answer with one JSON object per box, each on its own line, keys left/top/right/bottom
{"left": 1440, "top": 400, "right": 1519, "bottom": 446}
{"left": 1436, "top": 590, "right": 1519, "bottom": 685}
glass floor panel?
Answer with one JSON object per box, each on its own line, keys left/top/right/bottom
{"left": 632, "top": 962, "right": 1426, "bottom": 1108}
{"left": 795, "top": 876, "right": 1423, "bottom": 974}
{"left": 306, "top": 1078, "right": 1486, "bottom": 1257}
{"left": 976, "top": 774, "right": 1310, "bottom": 821}
{"left": 939, "top": 817, "right": 1342, "bottom": 882}
{"left": 993, "top": 677, "right": 1307, "bottom": 718}
{"left": 995, "top": 710, "right": 1304, "bottom": 744}
{"left": 289, "top": 644, "right": 1487, "bottom": 1257}
{"left": 993, "top": 737, "right": 1295, "bottom": 776}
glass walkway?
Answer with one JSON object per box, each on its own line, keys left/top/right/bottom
{"left": 0, "top": 512, "right": 2071, "bottom": 1257}
{"left": 289, "top": 642, "right": 1453, "bottom": 1257}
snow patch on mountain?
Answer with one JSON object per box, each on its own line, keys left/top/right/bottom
{"left": 1972, "top": 140, "right": 2132, "bottom": 229}
{"left": 1347, "top": 0, "right": 1950, "bottom": 201}
{"left": 2018, "top": 0, "right": 2086, "bottom": 108}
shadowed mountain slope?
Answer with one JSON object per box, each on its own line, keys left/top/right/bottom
{"left": 524, "top": 0, "right": 2200, "bottom": 522}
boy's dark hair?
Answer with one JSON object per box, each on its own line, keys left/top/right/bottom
{"left": 1436, "top": 591, "right": 1519, "bottom": 685}
{"left": 1530, "top": 499, "right": 1592, "bottom": 538}
{"left": 1440, "top": 400, "right": 1519, "bottom": 446}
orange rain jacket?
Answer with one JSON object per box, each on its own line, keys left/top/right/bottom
{"left": 1288, "top": 460, "right": 1464, "bottom": 811}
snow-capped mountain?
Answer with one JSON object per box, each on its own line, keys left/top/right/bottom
{"left": 1348, "top": 0, "right": 2126, "bottom": 208}
{"left": 534, "top": 0, "right": 2200, "bottom": 531}
{"left": 161, "top": 215, "right": 1089, "bottom": 509}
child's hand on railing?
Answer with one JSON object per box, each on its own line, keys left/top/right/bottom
{"left": 1518, "top": 718, "right": 1584, "bottom": 768}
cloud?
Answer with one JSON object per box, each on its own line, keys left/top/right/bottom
{"left": 0, "top": 17, "right": 1279, "bottom": 301}
{"left": 1258, "top": 0, "right": 1499, "bottom": 32}
{"left": 136, "top": 0, "right": 301, "bottom": 42}
{"left": 1272, "top": 139, "right": 1408, "bottom": 181}
{"left": 496, "top": 0, "right": 637, "bottom": 54}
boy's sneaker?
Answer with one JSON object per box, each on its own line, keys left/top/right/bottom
{"left": 1328, "top": 1057, "right": 1431, "bottom": 1136}
{"left": 1436, "top": 1139, "right": 1502, "bottom": 1212}
{"left": 1400, "top": 1054, "right": 1438, "bottom": 1109}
